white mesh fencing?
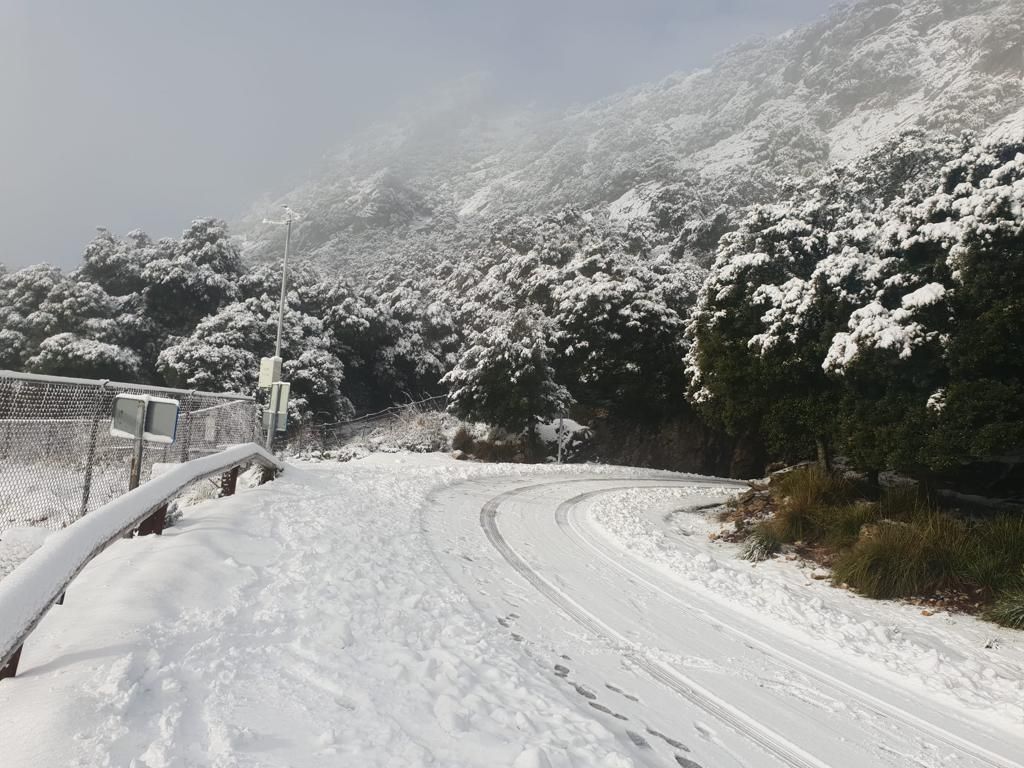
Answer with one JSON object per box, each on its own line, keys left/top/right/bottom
{"left": 0, "top": 371, "right": 260, "bottom": 532}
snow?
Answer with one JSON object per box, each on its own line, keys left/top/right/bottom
{"left": 586, "top": 487, "right": 1024, "bottom": 729}
{"left": 900, "top": 281, "right": 946, "bottom": 309}
{"left": 823, "top": 302, "right": 931, "bottom": 372}
{"left": 4, "top": 455, "right": 1021, "bottom": 768}
{"left": 0, "top": 443, "right": 282, "bottom": 673}
{"left": 0, "top": 527, "right": 50, "bottom": 581}
{"left": 0, "top": 456, "right": 654, "bottom": 768}
{"left": 535, "top": 418, "right": 589, "bottom": 445}
{"left": 607, "top": 187, "right": 654, "bottom": 228}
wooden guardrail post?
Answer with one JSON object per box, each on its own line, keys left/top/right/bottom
{"left": 137, "top": 504, "right": 168, "bottom": 537}
{"left": 220, "top": 467, "right": 239, "bottom": 496}
{"left": 0, "top": 645, "right": 22, "bottom": 680}
{"left": 259, "top": 465, "right": 276, "bottom": 485}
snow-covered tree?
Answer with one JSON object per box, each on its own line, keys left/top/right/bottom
{"left": 684, "top": 182, "right": 869, "bottom": 466}
{"left": 831, "top": 135, "right": 1024, "bottom": 474}
{"left": 442, "top": 309, "right": 572, "bottom": 444}
{"left": 142, "top": 218, "right": 243, "bottom": 340}
{"left": 157, "top": 296, "right": 351, "bottom": 421}
{"left": 25, "top": 333, "right": 140, "bottom": 380}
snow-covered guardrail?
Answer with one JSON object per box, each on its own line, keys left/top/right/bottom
{"left": 0, "top": 443, "right": 284, "bottom": 680}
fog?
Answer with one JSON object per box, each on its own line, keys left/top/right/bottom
{"left": 0, "top": 0, "right": 833, "bottom": 269}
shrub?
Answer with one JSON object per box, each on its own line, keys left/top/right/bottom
{"left": 452, "top": 426, "right": 475, "bottom": 453}
{"left": 819, "top": 502, "right": 880, "bottom": 550}
{"left": 878, "top": 484, "right": 929, "bottom": 520}
{"left": 986, "top": 586, "right": 1024, "bottom": 629}
{"left": 773, "top": 466, "right": 857, "bottom": 513}
{"left": 832, "top": 514, "right": 972, "bottom": 599}
{"left": 471, "top": 437, "right": 522, "bottom": 463}
{"left": 741, "top": 522, "right": 782, "bottom": 562}
{"left": 957, "top": 515, "right": 1024, "bottom": 595}
{"left": 765, "top": 466, "right": 862, "bottom": 544}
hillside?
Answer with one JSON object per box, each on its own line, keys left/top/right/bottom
{"left": 238, "top": 0, "right": 1024, "bottom": 278}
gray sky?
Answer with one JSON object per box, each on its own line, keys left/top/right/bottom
{"left": 0, "top": 0, "right": 834, "bottom": 270}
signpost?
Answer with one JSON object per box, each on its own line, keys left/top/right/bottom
{"left": 109, "top": 394, "right": 180, "bottom": 490}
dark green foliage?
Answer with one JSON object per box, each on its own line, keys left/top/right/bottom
{"left": 442, "top": 309, "right": 572, "bottom": 438}
{"left": 958, "top": 516, "right": 1024, "bottom": 596}
{"left": 986, "top": 586, "right": 1024, "bottom": 629}
{"left": 451, "top": 427, "right": 474, "bottom": 453}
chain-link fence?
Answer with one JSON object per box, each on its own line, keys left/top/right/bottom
{"left": 0, "top": 370, "right": 261, "bottom": 532}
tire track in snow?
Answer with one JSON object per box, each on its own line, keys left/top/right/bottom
{"left": 480, "top": 480, "right": 829, "bottom": 768}
{"left": 555, "top": 486, "right": 1022, "bottom": 768}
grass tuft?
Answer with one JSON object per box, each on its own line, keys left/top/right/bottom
{"left": 832, "top": 513, "right": 972, "bottom": 599}
{"left": 731, "top": 466, "right": 1024, "bottom": 629}
{"left": 985, "top": 585, "right": 1024, "bottom": 629}
{"left": 741, "top": 522, "right": 781, "bottom": 562}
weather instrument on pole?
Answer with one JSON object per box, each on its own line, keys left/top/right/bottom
{"left": 262, "top": 381, "right": 290, "bottom": 435}
{"left": 259, "top": 356, "right": 282, "bottom": 388}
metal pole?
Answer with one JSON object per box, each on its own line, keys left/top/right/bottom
{"left": 267, "top": 213, "right": 292, "bottom": 453}
{"left": 557, "top": 416, "right": 564, "bottom": 464}
{"left": 79, "top": 381, "right": 107, "bottom": 518}
{"left": 274, "top": 216, "right": 291, "bottom": 359}
{"left": 128, "top": 398, "right": 148, "bottom": 491}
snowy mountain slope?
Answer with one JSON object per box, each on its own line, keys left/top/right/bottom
{"left": 239, "top": 0, "right": 1024, "bottom": 278}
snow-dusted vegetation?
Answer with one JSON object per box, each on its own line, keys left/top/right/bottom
{"left": 1, "top": 0, "right": 1021, "bottom": 486}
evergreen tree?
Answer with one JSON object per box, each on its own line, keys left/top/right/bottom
{"left": 442, "top": 309, "right": 572, "bottom": 445}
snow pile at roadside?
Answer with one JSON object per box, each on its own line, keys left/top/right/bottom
{"left": 0, "top": 444, "right": 282, "bottom": 674}
{"left": 588, "top": 487, "right": 1024, "bottom": 728}
{"left": 0, "top": 456, "right": 641, "bottom": 768}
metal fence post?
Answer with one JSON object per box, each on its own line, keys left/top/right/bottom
{"left": 179, "top": 391, "right": 196, "bottom": 463}
{"left": 78, "top": 381, "right": 108, "bottom": 518}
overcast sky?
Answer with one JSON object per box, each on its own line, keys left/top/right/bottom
{"left": 0, "top": 0, "right": 834, "bottom": 269}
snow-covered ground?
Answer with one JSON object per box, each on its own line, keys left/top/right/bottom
{"left": 0, "top": 454, "right": 1021, "bottom": 767}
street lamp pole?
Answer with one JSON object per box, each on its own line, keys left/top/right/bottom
{"left": 263, "top": 206, "right": 299, "bottom": 452}
{"left": 274, "top": 212, "right": 293, "bottom": 359}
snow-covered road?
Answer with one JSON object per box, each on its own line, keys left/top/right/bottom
{"left": 431, "top": 475, "right": 1024, "bottom": 767}
{"left": 1, "top": 454, "right": 1021, "bottom": 767}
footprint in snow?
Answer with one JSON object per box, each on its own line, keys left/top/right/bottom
{"left": 646, "top": 728, "right": 690, "bottom": 752}
{"left": 625, "top": 730, "right": 650, "bottom": 749}
{"left": 553, "top": 664, "right": 570, "bottom": 678}
{"left": 605, "top": 683, "right": 640, "bottom": 703}
{"left": 675, "top": 757, "right": 704, "bottom": 768}
{"left": 588, "top": 702, "right": 628, "bottom": 721}
{"left": 572, "top": 683, "right": 596, "bottom": 700}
